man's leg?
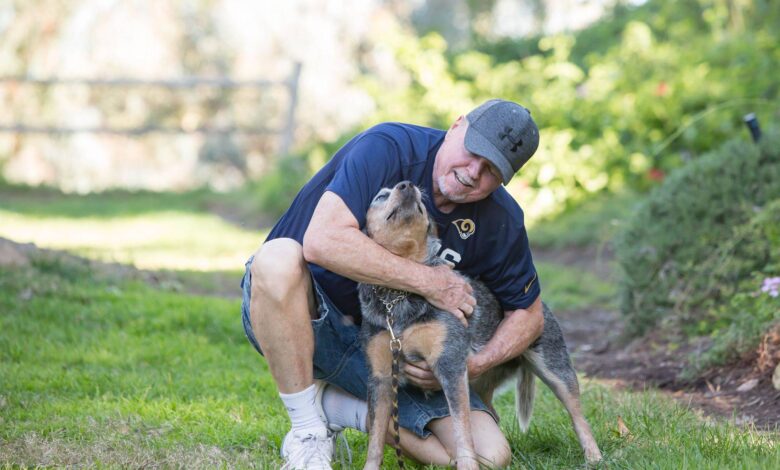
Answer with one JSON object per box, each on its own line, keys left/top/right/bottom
{"left": 320, "top": 385, "right": 449, "bottom": 466}
{"left": 321, "top": 383, "right": 451, "bottom": 466}
{"left": 394, "top": 426, "right": 452, "bottom": 466}
{"left": 250, "top": 238, "right": 317, "bottom": 393}
{"left": 248, "top": 238, "right": 332, "bottom": 469}
{"left": 428, "top": 411, "right": 512, "bottom": 468}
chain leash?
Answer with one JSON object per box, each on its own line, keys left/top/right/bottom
{"left": 372, "top": 286, "right": 407, "bottom": 469}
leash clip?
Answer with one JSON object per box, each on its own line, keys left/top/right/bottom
{"left": 385, "top": 315, "right": 403, "bottom": 352}
{"left": 374, "top": 285, "right": 407, "bottom": 468}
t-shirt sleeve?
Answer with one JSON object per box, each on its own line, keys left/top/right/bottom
{"left": 481, "top": 222, "right": 540, "bottom": 311}
{"left": 325, "top": 132, "right": 402, "bottom": 227}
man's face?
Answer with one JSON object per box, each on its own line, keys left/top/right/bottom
{"left": 433, "top": 117, "right": 503, "bottom": 205}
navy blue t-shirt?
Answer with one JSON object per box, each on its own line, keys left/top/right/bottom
{"left": 265, "top": 123, "right": 540, "bottom": 318}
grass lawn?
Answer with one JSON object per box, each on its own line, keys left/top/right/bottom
{"left": 1, "top": 185, "right": 778, "bottom": 468}
{"left": 0, "top": 185, "right": 264, "bottom": 272}
{"left": 1, "top": 257, "right": 778, "bottom": 469}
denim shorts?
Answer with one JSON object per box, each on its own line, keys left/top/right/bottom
{"left": 240, "top": 256, "right": 496, "bottom": 438}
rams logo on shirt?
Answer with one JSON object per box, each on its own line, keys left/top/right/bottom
{"left": 452, "top": 218, "right": 476, "bottom": 240}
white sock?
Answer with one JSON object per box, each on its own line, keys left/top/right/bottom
{"left": 280, "top": 384, "right": 327, "bottom": 434}
{"left": 321, "top": 384, "right": 369, "bottom": 433}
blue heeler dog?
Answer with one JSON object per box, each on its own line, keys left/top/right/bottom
{"left": 358, "top": 181, "right": 602, "bottom": 469}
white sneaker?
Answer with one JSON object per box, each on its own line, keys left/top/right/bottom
{"left": 280, "top": 427, "right": 334, "bottom": 470}
{"left": 314, "top": 380, "right": 344, "bottom": 432}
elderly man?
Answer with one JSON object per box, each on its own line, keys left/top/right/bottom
{"left": 241, "top": 99, "right": 544, "bottom": 469}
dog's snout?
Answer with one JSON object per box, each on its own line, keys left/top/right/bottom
{"left": 396, "top": 181, "right": 412, "bottom": 192}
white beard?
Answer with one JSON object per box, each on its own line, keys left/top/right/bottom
{"left": 437, "top": 174, "right": 468, "bottom": 203}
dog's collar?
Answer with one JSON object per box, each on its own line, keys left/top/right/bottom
{"left": 371, "top": 286, "right": 409, "bottom": 313}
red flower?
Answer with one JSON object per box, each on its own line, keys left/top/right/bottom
{"left": 648, "top": 168, "right": 665, "bottom": 181}
{"left": 655, "top": 81, "right": 669, "bottom": 97}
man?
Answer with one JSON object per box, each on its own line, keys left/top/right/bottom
{"left": 241, "top": 99, "right": 544, "bottom": 469}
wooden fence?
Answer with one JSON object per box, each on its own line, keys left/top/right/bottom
{"left": 0, "top": 62, "right": 301, "bottom": 156}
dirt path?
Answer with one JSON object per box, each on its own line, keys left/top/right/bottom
{"left": 534, "top": 247, "right": 780, "bottom": 430}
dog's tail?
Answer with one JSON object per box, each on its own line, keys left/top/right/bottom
{"left": 515, "top": 359, "right": 535, "bottom": 432}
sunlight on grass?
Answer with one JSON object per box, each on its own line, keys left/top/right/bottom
{"left": 2, "top": 258, "right": 779, "bottom": 468}
{"left": 0, "top": 209, "right": 265, "bottom": 271}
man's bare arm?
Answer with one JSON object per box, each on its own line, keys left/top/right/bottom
{"left": 302, "top": 191, "right": 475, "bottom": 320}
{"left": 468, "top": 296, "right": 544, "bottom": 378}
{"left": 403, "top": 296, "right": 544, "bottom": 389}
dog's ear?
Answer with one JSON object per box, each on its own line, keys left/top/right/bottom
{"left": 426, "top": 215, "right": 438, "bottom": 238}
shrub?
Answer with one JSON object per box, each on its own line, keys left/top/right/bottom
{"left": 354, "top": 0, "right": 780, "bottom": 222}
{"left": 255, "top": 153, "right": 311, "bottom": 219}
{"left": 692, "top": 200, "right": 780, "bottom": 371}
{"left": 615, "top": 127, "right": 780, "bottom": 336}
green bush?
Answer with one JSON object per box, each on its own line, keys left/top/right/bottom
{"left": 255, "top": 153, "right": 312, "bottom": 219}
{"left": 615, "top": 127, "right": 780, "bottom": 336}
{"left": 694, "top": 275, "right": 780, "bottom": 374}
{"left": 528, "top": 190, "right": 640, "bottom": 249}
{"left": 691, "top": 200, "right": 780, "bottom": 372}
{"left": 353, "top": 0, "right": 780, "bottom": 222}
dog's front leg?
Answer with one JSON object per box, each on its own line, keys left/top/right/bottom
{"left": 440, "top": 370, "right": 479, "bottom": 470}
{"left": 365, "top": 376, "right": 394, "bottom": 469}
{"left": 364, "top": 332, "right": 395, "bottom": 470}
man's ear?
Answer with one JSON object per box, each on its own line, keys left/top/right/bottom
{"left": 449, "top": 115, "right": 465, "bottom": 132}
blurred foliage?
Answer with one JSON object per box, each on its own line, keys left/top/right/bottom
{"left": 695, "top": 266, "right": 780, "bottom": 374}
{"left": 254, "top": 128, "right": 360, "bottom": 218}
{"left": 351, "top": 0, "right": 779, "bottom": 222}
{"left": 614, "top": 128, "right": 780, "bottom": 336}
{"left": 254, "top": 153, "right": 312, "bottom": 219}
{"left": 528, "top": 190, "right": 640, "bottom": 249}
{"left": 536, "top": 260, "right": 617, "bottom": 312}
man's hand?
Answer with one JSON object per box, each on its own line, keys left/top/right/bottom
{"left": 403, "top": 359, "right": 441, "bottom": 391}
{"left": 420, "top": 265, "right": 476, "bottom": 326}
{"left": 404, "top": 356, "right": 485, "bottom": 390}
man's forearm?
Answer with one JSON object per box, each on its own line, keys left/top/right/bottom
{"left": 303, "top": 191, "right": 474, "bottom": 320}
{"left": 468, "top": 297, "right": 544, "bottom": 377}
{"left": 303, "top": 222, "right": 431, "bottom": 294}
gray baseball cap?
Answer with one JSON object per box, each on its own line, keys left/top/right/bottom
{"left": 464, "top": 99, "right": 540, "bottom": 184}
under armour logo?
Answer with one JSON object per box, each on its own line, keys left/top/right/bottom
{"left": 498, "top": 126, "right": 522, "bottom": 153}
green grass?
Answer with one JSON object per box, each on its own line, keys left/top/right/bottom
{"left": 0, "top": 257, "right": 283, "bottom": 467}
{"left": 0, "top": 208, "right": 262, "bottom": 271}
{"left": 0, "top": 183, "right": 266, "bottom": 272}
{"left": 1, "top": 184, "right": 778, "bottom": 468}
{"left": 0, "top": 181, "right": 267, "bottom": 221}
{"left": 536, "top": 261, "right": 617, "bottom": 312}
{"left": 1, "top": 258, "right": 777, "bottom": 468}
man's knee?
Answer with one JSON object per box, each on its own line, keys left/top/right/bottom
{"left": 430, "top": 411, "right": 511, "bottom": 469}
{"left": 250, "top": 238, "right": 309, "bottom": 301}
{"left": 476, "top": 438, "right": 511, "bottom": 468}
{"left": 472, "top": 411, "right": 511, "bottom": 468}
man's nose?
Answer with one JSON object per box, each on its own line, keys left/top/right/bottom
{"left": 467, "top": 160, "right": 483, "bottom": 179}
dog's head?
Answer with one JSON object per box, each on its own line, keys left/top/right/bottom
{"left": 365, "top": 181, "right": 433, "bottom": 262}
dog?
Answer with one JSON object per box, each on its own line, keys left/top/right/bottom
{"left": 358, "top": 181, "right": 602, "bottom": 469}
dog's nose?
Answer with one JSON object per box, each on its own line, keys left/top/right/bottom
{"left": 396, "top": 181, "right": 412, "bottom": 192}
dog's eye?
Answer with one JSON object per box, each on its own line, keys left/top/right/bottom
{"left": 374, "top": 193, "right": 389, "bottom": 202}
